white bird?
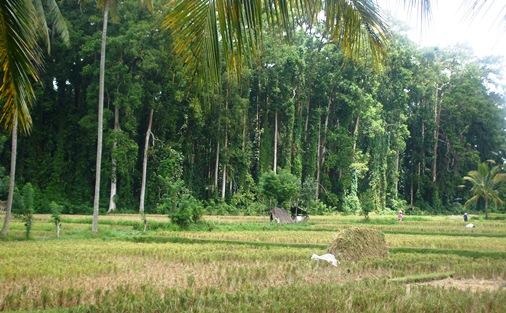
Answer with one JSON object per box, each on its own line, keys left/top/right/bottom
{"left": 466, "top": 223, "right": 475, "bottom": 228}
{"left": 311, "top": 253, "right": 339, "bottom": 267}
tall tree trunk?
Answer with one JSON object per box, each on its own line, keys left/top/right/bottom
{"left": 221, "top": 87, "right": 229, "bottom": 199}
{"left": 254, "top": 80, "right": 261, "bottom": 175}
{"left": 214, "top": 101, "right": 222, "bottom": 190}
{"left": 317, "top": 96, "right": 331, "bottom": 197}
{"left": 273, "top": 109, "right": 278, "bottom": 173}
{"left": 214, "top": 142, "right": 220, "bottom": 189}
{"left": 139, "top": 108, "right": 154, "bottom": 213}
{"left": 304, "top": 77, "right": 311, "bottom": 142}
{"left": 242, "top": 106, "right": 247, "bottom": 151}
{"left": 1, "top": 115, "right": 18, "bottom": 236}
{"left": 410, "top": 175, "right": 414, "bottom": 207}
{"left": 352, "top": 115, "right": 360, "bottom": 155}
{"left": 108, "top": 104, "right": 119, "bottom": 213}
{"left": 432, "top": 84, "right": 439, "bottom": 183}
{"left": 92, "top": 3, "right": 110, "bottom": 233}
{"left": 421, "top": 99, "right": 426, "bottom": 175}
{"left": 394, "top": 148, "right": 400, "bottom": 198}
{"left": 432, "top": 83, "right": 446, "bottom": 183}
{"left": 316, "top": 111, "right": 321, "bottom": 198}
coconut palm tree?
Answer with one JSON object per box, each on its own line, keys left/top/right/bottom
{"left": 1, "top": 0, "right": 68, "bottom": 236}
{"left": 463, "top": 161, "right": 506, "bottom": 220}
{"left": 80, "top": 0, "right": 153, "bottom": 233}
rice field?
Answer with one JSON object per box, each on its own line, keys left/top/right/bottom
{"left": 0, "top": 213, "right": 505, "bottom": 312}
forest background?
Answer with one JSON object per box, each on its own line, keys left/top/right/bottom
{"left": 1, "top": 0, "right": 505, "bottom": 218}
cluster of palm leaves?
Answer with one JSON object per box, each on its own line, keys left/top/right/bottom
{"left": 462, "top": 161, "right": 506, "bottom": 219}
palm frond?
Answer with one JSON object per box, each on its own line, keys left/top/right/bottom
{"left": 163, "top": 0, "right": 394, "bottom": 90}
{"left": 464, "top": 194, "right": 480, "bottom": 209}
{"left": 462, "top": 0, "right": 506, "bottom": 31}
{"left": 33, "top": 0, "right": 51, "bottom": 53}
{"left": 42, "top": 0, "right": 71, "bottom": 48}
{"left": 0, "top": 0, "right": 43, "bottom": 134}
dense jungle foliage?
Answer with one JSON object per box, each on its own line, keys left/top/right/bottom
{"left": 1, "top": 0, "right": 505, "bottom": 217}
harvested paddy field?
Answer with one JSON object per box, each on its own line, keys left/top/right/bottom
{"left": 1, "top": 213, "right": 505, "bottom": 312}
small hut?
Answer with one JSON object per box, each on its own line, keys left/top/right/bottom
{"left": 270, "top": 208, "right": 294, "bottom": 224}
{"left": 270, "top": 207, "right": 309, "bottom": 223}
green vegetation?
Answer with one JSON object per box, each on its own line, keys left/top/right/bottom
{"left": 0, "top": 214, "right": 505, "bottom": 312}
{"left": 462, "top": 161, "right": 506, "bottom": 219}
{"left": 1, "top": 1, "right": 505, "bottom": 226}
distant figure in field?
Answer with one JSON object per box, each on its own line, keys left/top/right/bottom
{"left": 398, "top": 210, "right": 403, "bottom": 222}
{"left": 463, "top": 213, "right": 468, "bottom": 222}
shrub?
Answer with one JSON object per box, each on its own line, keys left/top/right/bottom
{"left": 169, "top": 195, "right": 204, "bottom": 229}
{"left": 360, "top": 190, "right": 375, "bottom": 218}
{"left": 259, "top": 168, "right": 300, "bottom": 208}
{"left": 342, "top": 193, "right": 361, "bottom": 214}
{"left": 205, "top": 200, "right": 238, "bottom": 215}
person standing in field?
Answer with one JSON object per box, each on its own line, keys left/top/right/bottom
{"left": 398, "top": 211, "right": 403, "bottom": 222}
{"left": 463, "top": 213, "right": 468, "bottom": 222}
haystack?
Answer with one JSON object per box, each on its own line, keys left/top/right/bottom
{"left": 327, "top": 227, "right": 388, "bottom": 262}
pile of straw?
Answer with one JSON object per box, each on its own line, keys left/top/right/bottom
{"left": 327, "top": 227, "right": 388, "bottom": 262}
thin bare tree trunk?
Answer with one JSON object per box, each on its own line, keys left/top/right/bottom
{"left": 108, "top": 104, "right": 119, "bottom": 213}
{"left": 273, "top": 110, "right": 278, "bottom": 173}
{"left": 432, "top": 84, "right": 439, "bottom": 182}
{"left": 410, "top": 175, "right": 414, "bottom": 207}
{"left": 92, "top": 3, "right": 109, "bottom": 233}
{"left": 352, "top": 115, "right": 360, "bottom": 154}
{"left": 242, "top": 107, "right": 247, "bottom": 151}
{"left": 139, "top": 108, "right": 154, "bottom": 213}
{"left": 394, "top": 148, "right": 400, "bottom": 198}
{"left": 1, "top": 115, "right": 17, "bottom": 236}
{"left": 214, "top": 100, "right": 222, "bottom": 190}
{"left": 304, "top": 78, "right": 311, "bottom": 142}
{"left": 221, "top": 87, "right": 229, "bottom": 199}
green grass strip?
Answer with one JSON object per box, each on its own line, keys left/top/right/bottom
{"left": 126, "top": 235, "right": 326, "bottom": 250}
{"left": 390, "top": 247, "right": 506, "bottom": 259}
{"left": 312, "top": 228, "right": 506, "bottom": 238}
{"left": 124, "top": 236, "right": 506, "bottom": 259}
{"left": 60, "top": 218, "right": 506, "bottom": 238}
{"left": 381, "top": 230, "right": 506, "bottom": 238}
{"left": 389, "top": 271, "right": 454, "bottom": 284}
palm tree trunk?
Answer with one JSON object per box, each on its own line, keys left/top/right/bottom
{"left": 108, "top": 104, "right": 119, "bottom": 213}
{"left": 484, "top": 196, "right": 489, "bottom": 220}
{"left": 92, "top": 3, "right": 110, "bottom": 233}
{"left": 139, "top": 108, "right": 154, "bottom": 213}
{"left": 1, "top": 115, "right": 18, "bottom": 236}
